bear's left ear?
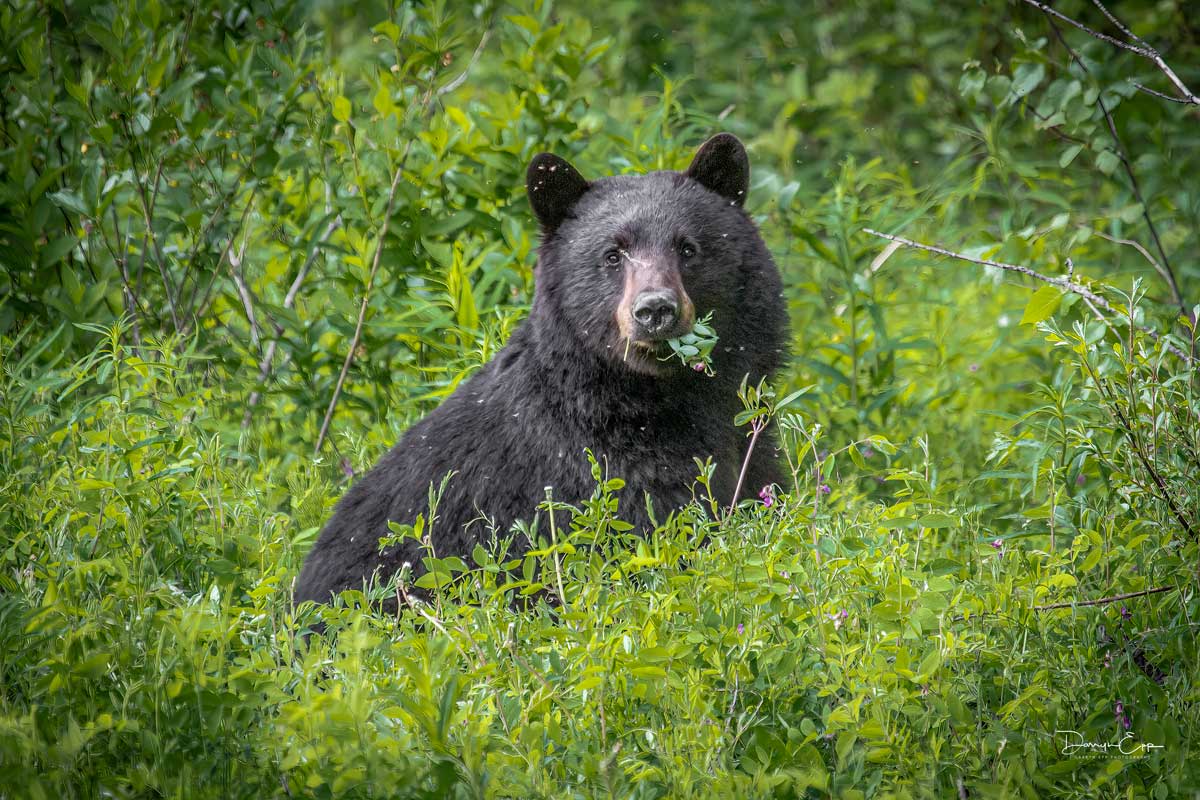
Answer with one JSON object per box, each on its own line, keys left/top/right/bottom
{"left": 526, "top": 153, "right": 590, "bottom": 233}
{"left": 685, "top": 133, "right": 750, "bottom": 206}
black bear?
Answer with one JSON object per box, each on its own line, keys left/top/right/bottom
{"left": 294, "top": 133, "right": 788, "bottom": 607}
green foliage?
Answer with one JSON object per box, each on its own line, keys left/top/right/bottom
{"left": 1, "top": 0, "right": 1198, "bottom": 797}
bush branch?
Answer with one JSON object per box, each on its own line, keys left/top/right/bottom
{"left": 862, "top": 228, "right": 1191, "bottom": 363}
{"left": 1039, "top": 12, "right": 1187, "bottom": 319}
{"left": 1022, "top": 0, "right": 1200, "bottom": 107}
{"left": 1034, "top": 585, "right": 1172, "bottom": 611}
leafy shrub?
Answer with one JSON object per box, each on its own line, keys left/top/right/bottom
{"left": 1, "top": 0, "right": 1197, "bottom": 797}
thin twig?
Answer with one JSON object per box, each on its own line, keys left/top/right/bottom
{"left": 132, "top": 156, "right": 180, "bottom": 332}
{"left": 437, "top": 29, "right": 491, "bottom": 96}
{"left": 190, "top": 192, "right": 259, "bottom": 329}
{"left": 1035, "top": 585, "right": 1172, "bottom": 611}
{"left": 1132, "top": 82, "right": 1193, "bottom": 104}
{"left": 313, "top": 164, "right": 405, "bottom": 455}
{"left": 1085, "top": 228, "right": 1183, "bottom": 313}
{"left": 228, "top": 229, "right": 259, "bottom": 349}
{"left": 243, "top": 215, "right": 341, "bottom": 428}
{"left": 1081, "top": 360, "right": 1198, "bottom": 539}
{"left": 1089, "top": 0, "right": 1147, "bottom": 48}
{"left": 862, "top": 228, "right": 1192, "bottom": 363}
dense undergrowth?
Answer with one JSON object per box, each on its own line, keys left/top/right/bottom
{"left": 1, "top": 0, "right": 1198, "bottom": 797}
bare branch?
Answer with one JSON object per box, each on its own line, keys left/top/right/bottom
{"left": 1089, "top": 0, "right": 1148, "bottom": 49}
{"left": 313, "top": 59, "right": 450, "bottom": 453}
{"left": 1022, "top": 0, "right": 1153, "bottom": 57}
{"left": 861, "top": 228, "right": 1192, "bottom": 364}
{"left": 1021, "top": 0, "right": 1200, "bottom": 107}
{"left": 1035, "top": 585, "right": 1173, "bottom": 611}
{"left": 1085, "top": 228, "right": 1179, "bottom": 300}
{"left": 1132, "top": 82, "right": 1193, "bottom": 104}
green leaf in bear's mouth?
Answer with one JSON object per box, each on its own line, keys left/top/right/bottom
{"left": 661, "top": 312, "right": 719, "bottom": 375}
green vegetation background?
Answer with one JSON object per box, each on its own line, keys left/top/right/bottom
{"left": 1, "top": 0, "right": 1198, "bottom": 797}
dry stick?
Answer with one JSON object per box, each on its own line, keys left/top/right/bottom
{"left": 861, "top": 229, "right": 1192, "bottom": 364}
{"left": 228, "top": 230, "right": 259, "bottom": 348}
{"left": 243, "top": 216, "right": 341, "bottom": 428}
{"left": 1034, "top": 585, "right": 1173, "bottom": 612}
{"left": 728, "top": 419, "right": 766, "bottom": 512}
{"left": 1021, "top": 0, "right": 1200, "bottom": 106}
{"left": 1041, "top": 14, "right": 1186, "bottom": 320}
{"left": 191, "top": 193, "right": 259, "bottom": 328}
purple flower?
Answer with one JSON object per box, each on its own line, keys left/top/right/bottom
{"left": 862, "top": 446, "right": 874, "bottom": 458}
{"left": 1122, "top": 715, "right": 1131, "bottom": 729}
{"left": 990, "top": 539, "right": 1003, "bottom": 549}
{"left": 969, "top": 363, "right": 979, "bottom": 373}
{"left": 1115, "top": 701, "right": 1124, "bottom": 716}
{"left": 692, "top": 361, "right": 706, "bottom": 372}
{"left": 818, "top": 484, "right": 831, "bottom": 495}
{"left": 1103, "top": 651, "right": 1112, "bottom": 669}
{"left": 759, "top": 485, "right": 776, "bottom": 508}
{"left": 1075, "top": 473, "right": 1086, "bottom": 487}
{"left": 736, "top": 623, "right": 744, "bottom": 636}
{"left": 1120, "top": 605, "right": 1132, "bottom": 621}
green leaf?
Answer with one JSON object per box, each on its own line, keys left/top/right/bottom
{"left": 1059, "top": 144, "right": 1082, "bottom": 168}
{"left": 48, "top": 190, "right": 89, "bottom": 217}
{"left": 1021, "top": 285, "right": 1062, "bottom": 325}
{"left": 333, "top": 95, "right": 352, "bottom": 123}
{"left": 1096, "top": 150, "right": 1120, "bottom": 175}
{"left": 1010, "top": 62, "right": 1045, "bottom": 99}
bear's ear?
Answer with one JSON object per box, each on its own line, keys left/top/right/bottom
{"left": 685, "top": 133, "right": 750, "bottom": 206}
{"left": 526, "top": 153, "right": 590, "bottom": 233}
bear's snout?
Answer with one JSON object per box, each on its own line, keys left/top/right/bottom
{"left": 632, "top": 290, "right": 679, "bottom": 336}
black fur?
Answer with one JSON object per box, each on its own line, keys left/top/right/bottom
{"left": 293, "top": 134, "right": 789, "bottom": 607}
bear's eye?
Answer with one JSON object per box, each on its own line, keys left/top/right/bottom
{"left": 679, "top": 243, "right": 697, "bottom": 259}
{"left": 604, "top": 250, "right": 622, "bottom": 267}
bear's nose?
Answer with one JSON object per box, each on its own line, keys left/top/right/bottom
{"left": 632, "top": 290, "right": 679, "bottom": 335}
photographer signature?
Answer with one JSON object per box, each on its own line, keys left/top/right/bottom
{"left": 1055, "top": 730, "right": 1164, "bottom": 757}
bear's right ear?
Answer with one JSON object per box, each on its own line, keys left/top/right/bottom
{"left": 526, "top": 153, "right": 590, "bottom": 233}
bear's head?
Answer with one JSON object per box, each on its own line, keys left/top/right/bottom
{"left": 526, "top": 134, "right": 758, "bottom": 377}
